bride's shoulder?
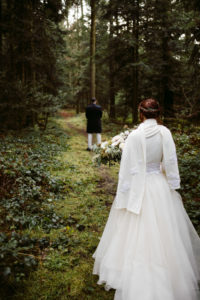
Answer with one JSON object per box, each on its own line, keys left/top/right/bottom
{"left": 127, "top": 127, "right": 143, "bottom": 142}
{"left": 158, "top": 124, "right": 172, "bottom": 136}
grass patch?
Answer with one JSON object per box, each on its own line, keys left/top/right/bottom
{"left": 9, "top": 112, "right": 117, "bottom": 300}
{"left": 5, "top": 111, "right": 199, "bottom": 300}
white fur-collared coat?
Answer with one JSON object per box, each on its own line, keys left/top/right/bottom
{"left": 114, "top": 119, "right": 180, "bottom": 214}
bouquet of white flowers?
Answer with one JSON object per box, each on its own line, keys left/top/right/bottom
{"left": 92, "top": 127, "right": 137, "bottom": 165}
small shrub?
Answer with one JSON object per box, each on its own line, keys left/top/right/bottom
{"left": 0, "top": 122, "right": 69, "bottom": 284}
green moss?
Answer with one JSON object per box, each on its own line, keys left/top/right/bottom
{"left": 4, "top": 111, "right": 199, "bottom": 299}
{"left": 12, "top": 112, "right": 117, "bottom": 300}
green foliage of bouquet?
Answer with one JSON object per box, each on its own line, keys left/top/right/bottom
{"left": 92, "top": 127, "right": 137, "bottom": 166}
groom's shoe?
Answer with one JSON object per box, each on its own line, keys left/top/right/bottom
{"left": 86, "top": 147, "right": 91, "bottom": 151}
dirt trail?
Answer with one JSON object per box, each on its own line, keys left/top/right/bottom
{"left": 59, "top": 110, "right": 87, "bottom": 136}
{"left": 59, "top": 110, "right": 117, "bottom": 199}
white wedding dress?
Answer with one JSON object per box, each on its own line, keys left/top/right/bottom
{"left": 93, "top": 119, "right": 200, "bottom": 300}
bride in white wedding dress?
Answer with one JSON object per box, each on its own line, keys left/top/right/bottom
{"left": 93, "top": 99, "right": 200, "bottom": 300}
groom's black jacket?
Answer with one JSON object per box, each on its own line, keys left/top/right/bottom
{"left": 86, "top": 104, "right": 102, "bottom": 133}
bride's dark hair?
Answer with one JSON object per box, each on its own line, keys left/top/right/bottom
{"left": 138, "top": 98, "right": 161, "bottom": 120}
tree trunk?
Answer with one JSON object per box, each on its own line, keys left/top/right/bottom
{"left": 66, "top": 8, "right": 69, "bottom": 29}
{"left": 109, "top": 64, "right": 115, "bottom": 119}
{"left": 31, "top": 1, "right": 36, "bottom": 87}
{"left": 80, "top": 0, "right": 84, "bottom": 21}
{"left": 132, "top": 0, "right": 139, "bottom": 123}
{"left": 109, "top": 0, "right": 115, "bottom": 119}
{"left": 76, "top": 4, "right": 80, "bottom": 114}
{"left": 90, "top": 0, "right": 96, "bottom": 99}
{"left": 0, "top": 0, "right": 2, "bottom": 66}
{"left": 161, "top": 0, "right": 174, "bottom": 117}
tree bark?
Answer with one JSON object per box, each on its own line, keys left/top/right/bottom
{"left": 76, "top": 4, "right": 80, "bottom": 114}
{"left": 0, "top": 0, "right": 2, "bottom": 66}
{"left": 90, "top": 0, "right": 96, "bottom": 99}
{"left": 109, "top": 0, "right": 115, "bottom": 119}
{"left": 132, "top": 0, "right": 139, "bottom": 123}
{"left": 80, "top": 0, "right": 84, "bottom": 21}
{"left": 31, "top": 1, "right": 36, "bottom": 86}
{"left": 160, "top": 0, "right": 174, "bottom": 117}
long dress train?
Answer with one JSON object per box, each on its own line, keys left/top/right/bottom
{"left": 93, "top": 119, "right": 200, "bottom": 300}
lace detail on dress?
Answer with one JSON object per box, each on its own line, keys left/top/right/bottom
{"left": 146, "top": 162, "right": 161, "bottom": 174}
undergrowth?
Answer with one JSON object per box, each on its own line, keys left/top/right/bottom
{"left": 0, "top": 121, "right": 70, "bottom": 296}
{"left": 1, "top": 112, "right": 199, "bottom": 300}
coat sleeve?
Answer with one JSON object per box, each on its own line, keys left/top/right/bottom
{"left": 86, "top": 107, "right": 89, "bottom": 119}
{"left": 118, "top": 134, "right": 135, "bottom": 182}
{"left": 114, "top": 129, "right": 146, "bottom": 214}
{"left": 117, "top": 132, "right": 140, "bottom": 193}
{"left": 162, "top": 128, "right": 180, "bottom": 190}
{"left": 99, "top": 108, "right": 102, "bottom": 118}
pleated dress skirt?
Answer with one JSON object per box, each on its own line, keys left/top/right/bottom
{"left": 93, "top": 172, "right": 200, "bottom": 300}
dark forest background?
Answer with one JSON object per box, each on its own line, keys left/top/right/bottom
{"left": 0, "top": 1, "right": 200, "bottom": 297}
{"left": 0, "top": 0, "right": 200, "bottom": 128}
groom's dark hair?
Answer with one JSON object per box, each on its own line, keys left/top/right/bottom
{"left": 91, "top": 98, "right": 96, "bottom": 103}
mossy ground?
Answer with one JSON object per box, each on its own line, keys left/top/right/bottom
{"left": 3, "top": 111, "right": 200, "bottom": 300}
{"left": 13, "top": 111, "right": 119, "bottom": 300}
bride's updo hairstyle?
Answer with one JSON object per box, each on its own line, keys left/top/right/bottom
{"left": 138, "top": 98, "right": 161, "bottom": 120}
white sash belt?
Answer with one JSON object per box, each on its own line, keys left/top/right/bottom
{"left": 146, "top": 162, "right": 161, "bottom": 174}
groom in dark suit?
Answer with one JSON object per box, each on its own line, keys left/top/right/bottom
{"left": 85, "top": 98, "right": 102, "bottom": 150}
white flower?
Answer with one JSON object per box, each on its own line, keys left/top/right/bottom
{"left": 101, "top": 141, "right": 109, "bottom": 149}
{"left": 111, "top": 141, "right": 118, "bottom": 147}
{"left": 111, "top": 137, "right": 124, "bottom": 147}
{"left": 105, "top": 148, "right": 112, "bottom": 154}
{"left": 119, "top": 142, "right": 125, "bottom": 150}
{"left": 112, "top": 135, "right": 121, "bottom": 142}
{"left": 124, "top": 130, "right": 130, "bottom": 135}
{"left": 91, "top": 144, "right": 98, "bottom": 151}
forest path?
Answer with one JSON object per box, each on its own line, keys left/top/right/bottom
{"left": 17, "top": 111, "right": 117, "bottom": 300}
{"left": 59, "top": 110, "right": 117, "bottom": 197}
